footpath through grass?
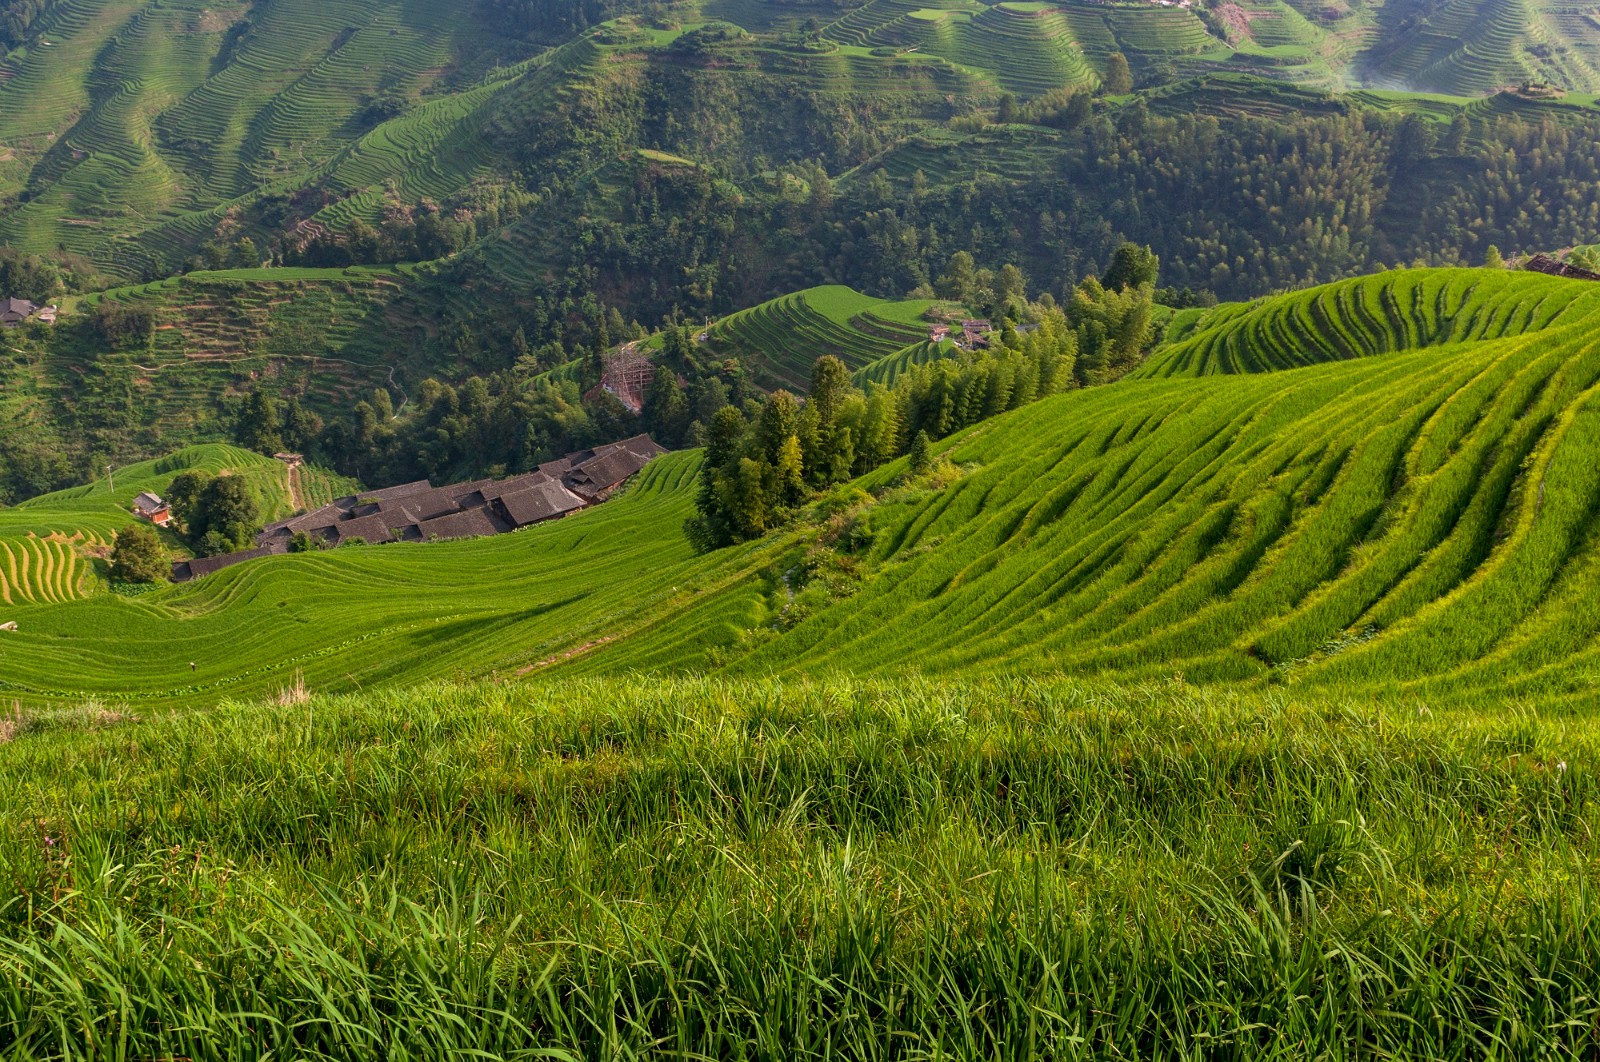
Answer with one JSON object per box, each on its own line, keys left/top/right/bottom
{"left": 2, "top": 676, "right": 1597, "bottom": 1058}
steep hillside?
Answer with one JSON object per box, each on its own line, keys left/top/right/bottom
{"left": 14, "top": 269, "right": 1600, "bottom": 708}
{"left": 0, "top": 0, "right": 510, "bottom": 274}
{"left": 1136, "top": 268, "right": 1600, "bottom": 376}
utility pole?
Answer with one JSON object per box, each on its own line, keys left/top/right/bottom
{"left": 106, "top": 464, "right": 114, "bottom": 492}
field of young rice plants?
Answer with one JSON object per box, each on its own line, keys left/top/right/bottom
{"left": 1, "top": 676, "right": 1597, "bottom": 1058}
{"left": 17, "top": 271, "right": 1600, "bottom": 707}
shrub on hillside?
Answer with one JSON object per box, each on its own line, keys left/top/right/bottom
{"left": 91, "top": 301, "right": 156, "bottom": 349}
{"left": 108, "top": 524, "right": 168, "bottom": 584}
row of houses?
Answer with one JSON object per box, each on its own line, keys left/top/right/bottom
{"left": 170, "top": 434, "right": 666, "bottom": 582}
{"left": 1, "top": 297, "right": 58, "bottom": 327}
{"left": 1523, "top": 253, "right": 1600, "bottom": 283}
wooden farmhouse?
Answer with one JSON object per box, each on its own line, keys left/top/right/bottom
{"left": 131, "top": 491, "right": 173, "bottom": 527}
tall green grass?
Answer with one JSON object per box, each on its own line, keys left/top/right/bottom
{"left": 2, "top": 676, "right": 1598, "bottom": 1058}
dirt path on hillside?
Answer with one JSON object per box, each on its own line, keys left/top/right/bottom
{"left": 286, "top": 463, "right": 305, "bottom": 512}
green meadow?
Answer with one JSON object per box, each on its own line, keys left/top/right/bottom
{"left": 2, "top": 677, "right": 1597, "bottom": 1057}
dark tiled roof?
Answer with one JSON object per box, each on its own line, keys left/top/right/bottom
{"left": 260, "top": 503, "right": 344, "bottom": 538}
{"left": 481, "top": 471, "right": 552, "bottom": 501}
{"left": 498, "top": 480, "right": 586, "bottom": 527}
{"left": 334, "top": 513, "right": 397, "bottom": 545}
{"left": 186, "top": 436, "right": 666, "bottom": 579}
{"left": 570, "top": 448, "right": 649, "bottom": 494}
{"left": 171, "top": 548, "right": 272, "bottom": 582}
{"left": 376, "top": 486, "right": 461, "bottom": 521}
{"left": 355, "top": 479, "right": 433, "bottom": 503}
{"left": 1, "top": 297, "right": 38, "bottom": 320}
{"left": 415, "top": 507, "right": 504, "bottom": 541}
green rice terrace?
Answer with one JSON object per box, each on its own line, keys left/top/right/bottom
{"left": 3, "top": 0, "right": 1600, "bottom": 282}
{"left": 11, "top": 269, "right": 1600, "bottom": 1055}
{"left": 6, "top": 266, "right": 1600, "bottom": 708}
{"left": 698, "top": 285, "right": 944, "bottom": 390}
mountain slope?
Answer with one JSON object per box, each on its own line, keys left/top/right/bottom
{"left": 13, "top": 269, "right": 1600, "bottom": 707}
{"left": 1135, "top": 268, "right": 1600, "bottom": 377}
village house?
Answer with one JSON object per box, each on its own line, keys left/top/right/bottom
{"left": 175, "top": 435, "right": 668, "bottom": 582}
{"left": 131, "top": 491, "right": 173, "bottom": 527}
{"left": 1, "top": 297, "right": 36, "bottom": 326}
{"left": 1523, "top": 253, "right": 1600, "bottom": 283}
{"left": 959, "top": 319, "right": 992, "bottom": 349}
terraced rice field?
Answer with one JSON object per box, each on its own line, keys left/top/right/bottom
{"left": 829, "top": 0, "right": 1098, "bottom": 95}
{"left": 1358, "top": 0, "right": 1538, "bottom": 94}
{"left": 0, "top": 533, "right": 103, "bottom": 606}
{"left": 588, "top": 268, "right": 1600, "bottom": 706}
{"left": 1134, "top": 268, "right": 1600, "bottom": 376}
{"left": 823, "top": 0, "right": 1223, "bottom": 95}
{"left": 0, "top": 0, "right": 504, "bottom": 274}
{"left": 19, "top": 269, "right": 1600, "bottom": 710}
{"left": 48, "top": 267, "right": 425, "bottom": 431}
{"left": 703, "top": 285, "right": 936, "bottom": 390}
{"left": 853, "top": 338, "right": 955, "bottom": 387}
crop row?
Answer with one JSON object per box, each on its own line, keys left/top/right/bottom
{"left": 1137, "top": 268, "right": 1600, "bottom": 377}
{"left": 705, "top": 287, "right": 935, "bottom": 390}
{"left": 0, "top": 533, "right": 99, "bottom": 606}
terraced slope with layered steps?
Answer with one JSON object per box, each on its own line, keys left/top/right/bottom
{"left": 14, "top": 270, "right": 1600, "bottom": 709}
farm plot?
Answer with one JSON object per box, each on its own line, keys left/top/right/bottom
{"left": 703, "top": 286, "right": 936, "bottom": 390}
{"left": 1134, "top": 268, "right": 1600, "bottom": 376}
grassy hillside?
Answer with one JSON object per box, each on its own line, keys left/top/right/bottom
{"left": 14, "top": 268, "right": 1600, "bottom": 708}
{"left": 3, "top": 676, "right": 1597, "bottom": 1057}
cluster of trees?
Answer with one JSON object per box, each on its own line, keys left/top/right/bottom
{"left": 0, "top": 249, "right": 59, "bottom": 303}
{"left": 282, "top": 209, "right": 477, "bottom": 269}
{"left": 0, "top": 398, "right": 71, "bottom": 504}
{"left": 90, "top": 301, "right": 157, "bottom": 349}
{"left": 0, "top": 0, "right": 49, "bottom": 50}
{"left": 108, "top": 523, "right": 169, "bottom": 584}
{"left": 164, "top": 471, "right": 262, "bottom": 556}
{"left": 685, "top": 318, "right": 1090, "bottom": 549}
{"left": 107, "top": 471, "right": 264, "bottom": 583}
{"left": 236, "top": 364, "right": 720, "bottom": 487}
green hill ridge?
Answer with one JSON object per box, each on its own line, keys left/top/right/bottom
{"left": 9, "top": 267, "right": 1600, "bottom": 709}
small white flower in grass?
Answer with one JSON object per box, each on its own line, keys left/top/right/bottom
{"left": 1557, "top": 761, "right": 1568, "bottom": 773}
